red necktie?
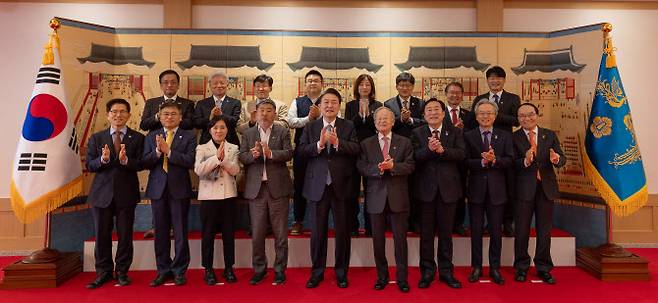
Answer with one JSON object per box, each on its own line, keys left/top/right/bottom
{"left": 113, "top": 131, "right": 121, "bottom": 154}
{"left": 451, "top": 108, "right": 459, "bottom": 126}
{"left": 381, "top": 136, "right": 390, "bottom": 159}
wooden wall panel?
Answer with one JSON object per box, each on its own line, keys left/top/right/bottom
{"left": 612, "top": 194, "right": 658, "bottom": 245}
{"left": 0, "top": 198, "right": 44, "bottom": 252}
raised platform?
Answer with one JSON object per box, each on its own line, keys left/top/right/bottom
{"left": 83, "top": 229, "right": 575, "bottom": 272}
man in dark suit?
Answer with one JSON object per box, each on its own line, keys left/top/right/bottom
{"left": 413, "top": 98, "right": 465, "bottom": 290}
{"left": 287, "top": 70, "right": 323, "bottom": 236}
{"left": 513, "top": 103, "right": 566, "bottom": 285}
{"left": 464, "top": 99, "right": 514, "bottom": 286}
{"left": 384, "top": 72, "right": 426, "bottom": 233}
{"left": 443, "top": 82, "right": 473, "bottom": 236}
{"left": 239, "top": 99, "right": 294, "bottom": 286}
{"left": 471, "top": 66, "right": 521, "bottom": 237}
{"left": 142, "top": 101, "right": 197, "bottom": 287}
{"left": 299, "top": 88, "right": 360, "bottom": 289}
{"left": 357, "top": 107, "right": 414, "bottom": 293}
{"left": 194, "top": 71, "right": 241, "bottom": 146}
{"left": 85, "top": 99, "right": 144, "bottom": 289}
{"left": 140, "top": 69, "right": 195, "bottom": 239}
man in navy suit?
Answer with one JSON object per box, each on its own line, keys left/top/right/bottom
{"left": 142, "top": 100, "right": 197, "bottom": 287}
{"left": 464, "top": 99, "right": 514, "bottom": 285}
{"left": 299, "top": 88, "right": 360, "bottom": 289}
{"left": 193, "top": 71, "right": 241, "bottom": 146}
{"left": 413, "top": 98, "right": 465, "bottom": 290}
{"left": 471, "top": 66, "right": 521, "bottom": 237}
{"left": 85, "top": 99, "right": 144, "bottom": 289}
{"left": 512, "top": 103, "right": 566, "bottom": 285}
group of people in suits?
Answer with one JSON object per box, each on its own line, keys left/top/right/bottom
{"left": 84, "top": 67, "right": 566, "bottom": 292}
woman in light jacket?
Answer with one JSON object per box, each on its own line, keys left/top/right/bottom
{"left": 194, "top": 116, "right": 240, "bottom": 285}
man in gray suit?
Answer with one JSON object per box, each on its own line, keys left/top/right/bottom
{"left": 357, "top": 107, "right": 414, "bottom": 293}
{"left": 239, "top": 99, "right": 293, "bottom": 286}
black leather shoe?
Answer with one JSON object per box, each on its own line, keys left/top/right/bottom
{"left": 453, "top": 226, "right": 466, "bottom": 236}
{"left": 374, "top": 278, "right": 388, "bottom": 290}
{"left": 174, "top": 274, "right": 187, "bottom": 286}
{"left": 417, "top": 274, "right": 433, "bottom": 289}
{"left": 249, "top": 272, "right": 267, "bottom": 285}
{"left": 204, "top": 269, "right": 217, "bottom": 285}
{"left": 116, "top": 272, "right": 131, "bottom": 286}
{"left": 274, "top": 271, "right": 286, "bottom": 285}
{"left": 150, "top": 272, "right": 173, "bottom": 287}
{"left": 397, "top": 280, "right": 410, "bottom": 293}
{"left": 439, "top": 274, "right": 462, "bottom": 289}
{"left": 306, "top": 275, "right": 323, "bottom": 288}
{"left": 336, "top": 276, "right": 349, "bottom": 288}
{"left": 86, "top": 272, "right": 113, "bottom": 289}
{"left": 223, "top": 267, "right": 237, "bottom": 283}
{"left": 514, "top": 270, "right": 527, "bottom": 282}
{"left": 490, "top": 269, "right": 504, "bottom": 285}
{"left": 537, "top": 271, "right": 556, "bottom": 285}
{"left": 468, "top": 268, "right": 482, "bottom": 283}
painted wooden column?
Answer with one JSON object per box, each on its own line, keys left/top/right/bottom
{"left": 163, "top": 0, "right": 192, "bottom": 28}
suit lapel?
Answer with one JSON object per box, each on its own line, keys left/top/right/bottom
{"left": 371, "top": 136, "right": 385, "bottom": 163}
{"left": 388, "top": 134, "right": 399, "bottom": 159}
{"left": 389, "top": 97, "right": 401, "bottom": 115}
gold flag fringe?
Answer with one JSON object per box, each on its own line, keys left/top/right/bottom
{"left": 9, "top": 175, "right": 83, "bottom": 224}
{"left": 581, "top": 148, "right": 647, "bottom": 217}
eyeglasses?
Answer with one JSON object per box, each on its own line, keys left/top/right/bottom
{"left": 518, "top": 112, "right": 537, "bottom": 119}
{"left": 160, "top": 112, "right": 180, "bottom": 117}
{"left": 477, "top": 111, "right": 496, "bottom": 116}
{"left": 109, "top": 110, "right": 128, "bottom": 115}
{"left": 306, "top": 79, "right": 322, "bottom": 84}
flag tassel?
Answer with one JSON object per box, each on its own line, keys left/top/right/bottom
{"left": 9, "top": 176, "right": 83, "bottom": 224}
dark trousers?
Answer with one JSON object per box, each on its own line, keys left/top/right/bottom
{"left": 310, "top": 184, "right": 351, "bottom": 278}
{"left": 407, "top": 176, "right": 420, "bottom": 231}
{"left": 469, "top": 194, "right": 504, "bottom": 269}
{"left": 200, "top": 199, "right": 235, "bottom": 270}
{"left": 453, "top": 165, "right": 468, "bottom": 230}
{"left": 419, "top": 195, "right": 457, "bottom": 276}
{"left": 370, "top": 203, "right": 408, "bottom": 282}
{"left": 349, "top": 175, "right": 371, "bottom": 234}
{"left": 151, "top": 189, "right": 191, "bottom": 275}
{"left": 514, "top": 181, "right": 554, "bottom": 272}
{"left": 293, "top": 152, "right": 308, "bottom": 223}
{"left": 249, "top": 182, "right": 289, "bottom": 274}
{"left": 92, "top": 202, "right": 135, "bottom": 275}
{"left": 504, "top": 169, "right": 517, "bottom": 227}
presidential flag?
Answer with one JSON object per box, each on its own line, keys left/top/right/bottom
{"left": 583, "top": 24, "right": 647, "bottom": 216}
{"left": 10, "top": 19, "right": 83, "bottom": 224}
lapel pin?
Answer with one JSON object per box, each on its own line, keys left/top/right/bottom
{"left": 445, "top": 131, "right": 449, "bottom": 136}
{"left": 542, "top": 135, "right": 546, "bottom": 140}
{"left": 494, "top": 135, "right": 498, "bottom": 140}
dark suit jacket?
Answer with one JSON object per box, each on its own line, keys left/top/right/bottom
{"left": 471, "top": 90, "right": 520, "bottom": 132}
{"left": 86, "top": 127, "right": 144, "bottom": 208}
{"left": 193, "top": 95, "right": 241, "bottom": 146}
{"left": 464, "top": 127, "right": 514, "bottom": 205}
{"left": 140, "top": 96, "right": 195, "bottom": 131}
{"left": 513, "top": 127, "right": 566, "bottom": 201}
{"left": 444, "top": 106, "right": 475, "bottom": 132}
{"left": 142, "top": 128, "right": 197, "bottom": 200}
{"left": 357, "top": 133, "right": 414, "bottom": 214}
{"left": 344, "top": 99, "right": 383, "bottom": 142}
{"left": 412, "top": 124, "right": 465, "bottom": 204}
{"left": 239, "top": 124, "right": 294, "bottom": 200}
{"left": 384, "top": 95, "right": 426, "bottom": 138}
{"left": 298, "top": 118, "right": 360, "bottom": 202}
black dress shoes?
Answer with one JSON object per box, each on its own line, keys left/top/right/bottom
{"left": 417, "top": 274, "right": 434, "bottom": 289}
{"left": 514, "top": 270, "right": 527, "bottom": 282}
{"left": 249, "top": 272, "right": 267, "bottom": 285}
{"left": 439, "top": 274, "right": 462, "bottom": 289}
{"left": 116, "top": 272, "right": 131, "bottom": 286}
{"left": 274, "top": 271, "right": 286, "bottom": 285}
{"left": 490, "top": 269, "right": 504, "bottom": 285}
{"left": 306, "top": 275, "right": 323, "bottom": 288}
{"left": 150, "top": 272, "right": 173, "bottom": 287}
{"left": 336, "top": 276, "right": 349, "bottom": 288}
{"left": 204, "top": 269, "right": 217, "bottom": 285}
{"left": 397, "top": 280, "right": 410, "bottom": 293}
{"left": 537, "top": 271, "right": 556, "bottom": 285}
{"left": 374, "top": 278, "right": 388, "bottom": 290}
{"left": 86, "top": 272, "right": 113, "bottom": 289}
{"left": 223, "top": 267, "right": 237, "bottom": 283}
{"left": 468, "top": 267, "right": 482, "bottom": 283}
{"left": 174, "top": 274, "right": 187, "bottom": 286}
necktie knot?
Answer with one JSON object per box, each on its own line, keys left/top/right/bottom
{"left": 432, "top": 130, "right": 440, "bottom": 139}
{"left": 493, "top": 94, "right": 500, "bottom": 104}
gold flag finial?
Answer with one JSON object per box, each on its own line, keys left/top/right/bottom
{"left": 602, "top": 23, "right": 616, "bottom": 68}
{"left": 42, "top": 18, "right": 61, "bottom": 65}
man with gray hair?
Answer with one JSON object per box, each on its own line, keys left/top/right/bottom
{"left": 194, "top": 71, "right": 242, "bottom": 145}
{"left": 463, "top": 99, "right": 514, "bottom": 286}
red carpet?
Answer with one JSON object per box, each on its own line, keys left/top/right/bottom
{"left": 0, "top": 248, "right": 655, "bottom": 303}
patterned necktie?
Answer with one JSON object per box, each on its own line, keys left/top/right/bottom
{"left": 402, "top": 100, "right": 408, "bottom": 110}
{"left": 528, "top": 130, "right": 541, "bottom": 180}
{"left": 451, "top": 108, "right": 459, "bottom": 126}
{"left": 432, "top": 130, "right": 440, "bottom": 140}
{"left": 493, "top": 94, "right": 500, "bottom": 105}
{"left": 163, "top": 130, "right": 174, "bottom": 172}
{"left": 381, "top": 136, "right": 390, "bottom": 159}
{"left": 482, "top": 131, "right": 491, "bottom": 151}
{"left": 113, "top": 131, "right": 121, "bottom": 155}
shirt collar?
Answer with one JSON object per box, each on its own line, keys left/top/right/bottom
{"left": 322, "top": 117, "right": 336, "bottom": 127}
{"left": 163, "top": 95, "right": 178, "bottom": 101}
{"left": 213, "top": 95, "right": 226, "bottom": 104}
{"left": 163, "top": 126, "right": 179, "bottom": 134}
{"left": 429, "top": 124, "right": 442, "bottom": 134}
{"left": 489, "top": 91, "right": 502, "bottom": 99}
{"left": 448, "top": 104, "right": 461, "bottom": 112}
{"left": 399, "top": 95, "right": 411, "bottom": 103}
{"left": 378, "top": 131, "right": 392, "bottom": 141}
{"left": 523, "top": 126, "right": 539, "bottom": 136}
{"left": 479, "top": 126, "right": 493, "bottom": 134}
{"left": 110, "top": 126, "right": 127, "bottom": 136}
